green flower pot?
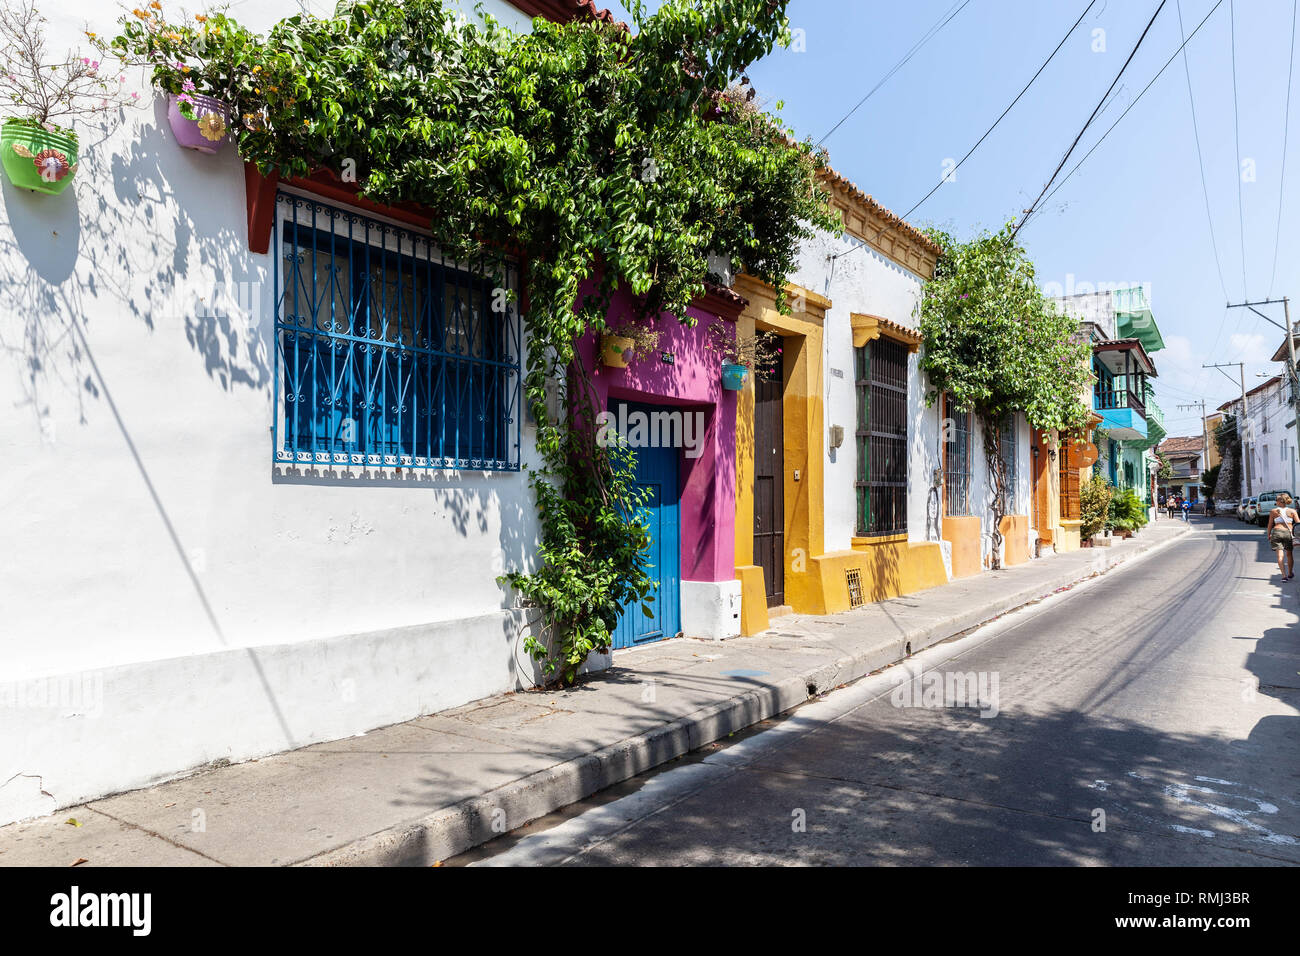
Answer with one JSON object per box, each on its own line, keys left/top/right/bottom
{"left": 1, "top": 124, "right": 79, "bottom": 195}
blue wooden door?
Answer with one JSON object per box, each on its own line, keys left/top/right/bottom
{"left": 612, "top": 402, "right": 681, "bottom": 649}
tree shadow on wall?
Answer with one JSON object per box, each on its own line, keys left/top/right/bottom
{"left": 0, "top": 102, "right": 270, "bottom": 444}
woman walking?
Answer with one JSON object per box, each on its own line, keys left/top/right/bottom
{"left": 1265, "top": 493, "right": 1299, "bottom": 581}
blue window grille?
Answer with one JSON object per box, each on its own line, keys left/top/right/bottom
{"left": 273, "top": 192, "right": 521, "bottom": 471}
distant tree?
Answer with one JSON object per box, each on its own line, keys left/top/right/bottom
{"left": 1156, "top": 450, "right": 1173, "bottom": 480}
{"left": 1201, "top": 463, "right": 1221, "bottom": 500}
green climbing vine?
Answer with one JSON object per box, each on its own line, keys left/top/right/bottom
{"left": 114, "top": 0, "right": 837, "bottom": 683}
{"left": 919, "top": 223, "right": 1092, "bottom": 568}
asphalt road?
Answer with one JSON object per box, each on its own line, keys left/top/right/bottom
{"left": 463, "top": 517, "right": 1300, "bottom": 866}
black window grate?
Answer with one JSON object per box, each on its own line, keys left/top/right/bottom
{"left": 945, "top": 393, "right": 972, "bottom": 516}
{"left": 855, "top": 337, "right": 909, "bottom": 537}
{"left": 1000, "top": 413, "right": 1018, "bottom": 513}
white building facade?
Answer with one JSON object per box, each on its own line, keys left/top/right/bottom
{"left": 0, "top": 0, "right": 580, "bottom": 826}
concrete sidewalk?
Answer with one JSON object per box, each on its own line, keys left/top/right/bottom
{"left": 0, "top": 519, "right": 1194, "bottom": 867}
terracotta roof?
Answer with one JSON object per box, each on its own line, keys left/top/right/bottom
{"left": 508, "top": 0, "right": 617, "bottom": 25}
{"left": 1159, "top": 436, "right": 1203, "bottom": 457}
{"left": 1271, "top": 335, "right": 1299, "bottom": 362}
{"left": 817, "top": 164, "right": 945, "bottom": 257}
{"left": 701, "top": 281, "right": 747, "bottom": 311}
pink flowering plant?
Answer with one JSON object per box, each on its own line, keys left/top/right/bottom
{"left": 706, "top": 322, "right": 782, "bottom": 377}
{"left": 0, "top": 0, "right": 137, "bottom": 142}
{"left": 111, "top": 3, "right": 258, "bottom": 123}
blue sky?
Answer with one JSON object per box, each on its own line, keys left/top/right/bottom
{"left": 608, "top": 0, "right": 1299, "bottom": 438}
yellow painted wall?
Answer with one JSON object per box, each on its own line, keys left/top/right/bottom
{"left": 731, "top": 275, "right": 960, "bottom": 628}
{"left": 734, "top": 565, "right": 769, "bottom": 635}
{"left": 804, "top": 540, "right": 948, "bottom": 615}
{"left": 1058, "top": 519, "right": 1083, "bottom": 552}
{"left": 733, "top": 276, "right": 827, "bottom": 633}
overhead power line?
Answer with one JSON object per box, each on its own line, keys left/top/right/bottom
{"left": 1176, "top": 0, "right": 1232, "bottom": 398}
{"left": 818, "top": 0, "right": 976, "bottom": 147}
{"left": 1177, "top": 0, "right": 1230, "bottom": 303}
{"left": 1012, "top": 0, "right": 1169, "bottom": 237}
{"left": 1020, "top": 0, "right": 1225, "bottom": 230}
{"left": 1269, "top": 0, "right": 1298, "bottom": 296}
{"left": 1230, "top": 0, "right": 1248, "bottom": 295}
{"left": 832, "top": 0, "right": 1097, "bottom": 261}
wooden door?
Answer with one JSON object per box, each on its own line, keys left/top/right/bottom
{"left": 753, "top": 372, "right": 785, "bottom": 607}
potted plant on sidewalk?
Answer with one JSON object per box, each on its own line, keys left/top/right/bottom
{"left": 0, "top": 1, "right": 135, "bottom": 195}
{"left": 112, "top": 5, "right": 246, "bottom": 154}
{"left": 1108, "top": 486, "right": 1147, "bottom": 539}
{"left": 1080, "top": 475, "right": 1113, "bottom": 547}
{"left": 707, "top": 322, "right": 782, "bottom": 391}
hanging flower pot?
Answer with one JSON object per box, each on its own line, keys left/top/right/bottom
{"left": 600, "top": 334, "right": 635, "bottom": 368}
{"left": 167, "top": 94, "right": 232, "bottom": 153}
{"left": 721, "top": 363, "right": 749, "bottom": 391}
{"left": 1, "top": 121, "right": 79, "bottom": 195}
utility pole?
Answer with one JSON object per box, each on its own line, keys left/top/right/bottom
{"left": 1177, "top": 399, "right": 1209, "bottom": 501}
{"left": 1204, "top": 362, "right": 1250, "bottom": 498}
{"left": 1226, "top": 297, "right": 1296, "bottom": 498}
{"left": 1226, "top": 298, "right": 1297, "bottom": 400}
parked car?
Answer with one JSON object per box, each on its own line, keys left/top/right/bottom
{"left": 1243, "top": 496, "right": 1260, "bottom": 523}
{"left": 1217, "top": 498, "right": 1239, "bottom": 518}
{"left": 1254, "top": 491, "right": 1294, "bottom": 526}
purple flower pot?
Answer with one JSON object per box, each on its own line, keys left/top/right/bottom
{"left": 167, "top": 94, "right": 232, "bottom": 154}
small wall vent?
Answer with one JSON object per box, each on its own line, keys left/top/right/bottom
{"left": 845, "top": 568, "right": 865, "bottom": 609}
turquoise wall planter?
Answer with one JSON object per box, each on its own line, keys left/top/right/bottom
{"left": 721, "top": 363, "right": 748, "bottom": 391}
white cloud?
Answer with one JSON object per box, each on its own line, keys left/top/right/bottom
{"left": 1226, "top": 333, "right": 1272, "bottom": 363}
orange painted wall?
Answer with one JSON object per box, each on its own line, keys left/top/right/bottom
{"left": 1000, "top": 515, "right": 1030, "bottom": 566}
{"left": 943, "top": 515, "right": 982, "bottom": 578}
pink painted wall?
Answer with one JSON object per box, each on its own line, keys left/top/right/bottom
{"left": 575, "top": 286, "right": 738, "bottom": 584}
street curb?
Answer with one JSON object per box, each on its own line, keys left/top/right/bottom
{"left": 299, "top": 523, "right": 1192, "bottom": 867}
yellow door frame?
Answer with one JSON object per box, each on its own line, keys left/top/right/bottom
{"left": 733, "top": 276, "right": 829, "bottom": 634}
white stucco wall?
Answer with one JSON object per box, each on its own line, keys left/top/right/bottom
{"left": 1050, "top": 291, "right": 1116, "bottom": 339}
{"left": 967, "top": 414, "right": 1034, "bottom": 567}
{"left": 792, "top": 228, "right": 1033, "bottom": 563}
{"left": 791, "top": 231, "right": 943, "bottom": 553}
{"left": 0, "top": 0, "right": 547, "bottom": 823}
{"left": 1248, "top": 382, "right": 1290, "bottom": 494}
